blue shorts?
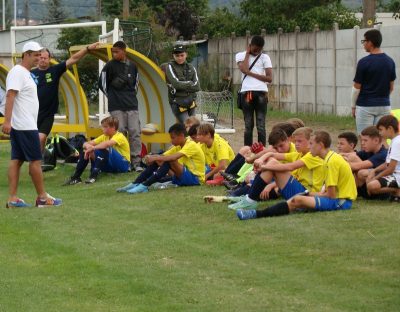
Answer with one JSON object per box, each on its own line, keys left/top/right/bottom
{"left": 314, "top": 197, "right": 353, "bottom": 211}
{"left": 172, "top": 166, "right": 200, "bottom": 186}
{"left": 10, "top": 128, "right": 42, "bottom": 161}
{"left": 280, "top": 176, "right": 307, "bottom": 200}
{"left": 95, "top": 148, "right": 130, "bottom": 173}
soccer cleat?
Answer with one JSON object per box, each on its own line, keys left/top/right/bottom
{"left": 126, "top": 183, "right": 149, "bottom": 194}
{"left": 150, "top": 181, "right": 178, "bottom": 190}
{"left": 236, "top": 209, "right": 257, "bottom": 220}
{"left": 226, "top": 195, "right": 246, "bottom": 203}
{"left": 220, "top": 171, "right": 239, "bottom": 182}
{"left": 6, "top": 198, "right": 31, "bottom": 208}
{"left": 36, "top": 194, "right": 62, "bottom": 208}
{"left": 223, "top": 180, "right": 239, "bottom": 190}
{"left": 62, "top": 177, "right": 82, "bottom": 186}
{"left": 134, "top": 165, "right": 144, "bottom": 173}
{"left": 228, "top": 197, "right": 257, "bottom": 210}
{"left": 116, "top": 183, "right": 138, "bottom": 193}
{"left": 206, "top": 176, "right": 225, "bottom": 186}
{"left": 85, "top": 177, "right": 96, "bottom": 184}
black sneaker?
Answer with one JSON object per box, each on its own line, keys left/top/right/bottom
{"left": 85, "top": 177, "right": 96, "bottom": 184}
{"left": 63, "top": 177, "right": 82, "bottom": 186}
{"left": 220, "top": 171, "right": 239, "bottom": 182}
{"left": 223, "top": 180, "right": 239, "bottom": 190}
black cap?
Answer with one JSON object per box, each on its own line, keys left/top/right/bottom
{"left": 113, "top": 41, "right": 127, "bottom": 49}
{"left": 173, "top": 44, "right": 186, "bottom": 53}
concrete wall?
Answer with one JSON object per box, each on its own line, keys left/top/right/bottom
{"left": 208, "top": 25, "right": 400, "bottom": 116}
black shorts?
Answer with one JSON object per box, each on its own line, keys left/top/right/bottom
{"left": 378, "top": 175, "right": 399, "bottom": 188}
{"left": 37, "top": 113, "right": 55, "bottom": 136}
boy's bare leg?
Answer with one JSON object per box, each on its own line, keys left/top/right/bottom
{"left": 367, "top": 180, "right": 397, "bottom": 195}
{"left": 356, "top": 169, "right": 370, "bottom": 187}
{"left": 8, "top": 159, "right": 23, "bottom": 201}
{"left": 287, "top": 195, "right": 317, "bottom": 212}
{"left": 169, "top": 160, "right": 184, "bottom": 177}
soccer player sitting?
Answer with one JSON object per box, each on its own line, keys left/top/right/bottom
{"left": 337, "top": 132, "right": 358, "bottom": 153}
{"left": 229, "top": 127, "right": 324, "bottom": 210}
{"left": 237, "top": 131, "right": 357, "bottom": 219}
{"left": 116, "top": 123, "right": 205, "bottom": 193}
{"left": 341, "top": 126, "right": 388, "bottom": 199}
{"left": 367, "top": 115, "right": 400, "bottom": 201}
{"left": 64, "top": 116, "right": 130, "bottom": 185}
{"left": 196, "top": 123, "right": 235, "bottom": 184}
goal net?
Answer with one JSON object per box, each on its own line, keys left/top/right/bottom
{"left": 196, "top": 90, "right": 235, "bottom": 133}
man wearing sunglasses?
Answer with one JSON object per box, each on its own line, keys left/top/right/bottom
{"left": 352, "top": 29, "right": 396, "bottom": 134}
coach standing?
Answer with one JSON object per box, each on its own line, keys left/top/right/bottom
{"left": 2, "top": 42, "right": 62, "bottom": 208}
{"left": 352, "top": 29, "right": 396, "bottom": 134}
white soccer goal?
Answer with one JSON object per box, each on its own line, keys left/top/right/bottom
{"left": 196, "top": 90, "right": 235, "bottom": 133}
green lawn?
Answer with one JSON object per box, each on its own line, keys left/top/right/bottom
{"left": 0, "top": 139, "right": 399, "bottom": 311}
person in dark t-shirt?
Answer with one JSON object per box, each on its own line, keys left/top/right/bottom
{"left": 341, "top": 126, "right": 388, "bottom": 199}
{"left": 32, "top": 42, "right": 99, "bottom": 151}
{"left": 98, "top": 41, "right": 142, "bottom": 172}
{"left": 351, "top": 29, "right": 396, "bottom": 134}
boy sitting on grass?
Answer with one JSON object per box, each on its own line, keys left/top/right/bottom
{"left": 337, "top": 132, "right": 358, "bottom": 153}
{"left": 366, "top": 115, "right": 400, "bottom": 201}
{"left": 64, "top": 116, "right": 130, "bottom": 185}
{"left": 116, "top": 123, "right": 205, "bottom": 194}
{"left": 237, "top": 131, "right": 357, "bottom": 220}
{"left": 341, "top": 126, "right": 388, "bottom": 199}
{"left": 228, "top": 127, "right": 324, "bottom": 210}
{"left": 196, "top": 123, "right": 235, "bottom": 184}
{"left": 226, "top": 128, "right": 298, "bottom": 198}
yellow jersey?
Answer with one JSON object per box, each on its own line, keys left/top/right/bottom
{"left": 94, "top": 131, "right": 130, "bottom": 162}
{"left": 284, "top": 152, "right": 324, "bottom": 193}
{"left": 164, "top": 139, "right": 206, "bottom": 183}
{"left": 201, "top": 135, "right": 235, "bottom": 167}
{"left": 323, "top": 151, "right": 357, "bottom": 200}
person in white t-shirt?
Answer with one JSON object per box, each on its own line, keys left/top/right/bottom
{"left": 367, "top": 115, "right": 400, "bottom": 201}
{"left": 2, "top": 41, "right": 62, "bottom": 208}
{"left": 236, "top": 35, "right": 272, "bottom": 146}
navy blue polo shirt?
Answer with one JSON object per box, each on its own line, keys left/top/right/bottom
{"left": 356, "top": 145, "right": 388, "bottom": 168}
{"left": 354, "top": 53, "right": 396, "bottom": 107}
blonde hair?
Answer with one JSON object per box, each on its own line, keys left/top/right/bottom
{"left": 184, "top": 116, "right": 200, "bottom": 127}
{"left": 292, "top": 127, "right": 313, "bottom": 140}
{"left": 287, "top": 118, "right": 305, "bottom": 129}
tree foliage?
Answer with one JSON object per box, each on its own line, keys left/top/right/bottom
{"left": 200, "top": 0, "right": 360, "bottom": 37}
{"left": 46, "top": 0, "right": 68, "bottom": 22}
{"left": 56, "top": 23, "right": 100, "bottom": 102}
{"left": 387, "top": 0, "right": 400, "bottom": 19}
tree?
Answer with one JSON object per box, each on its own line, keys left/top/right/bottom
{"left": 198, "top": 7, "right": 245, "bottom": 38}
{"left": 200, "top": 0, "right": 360, "bottom": 36}
{"left": 388, "top": 0, "right": 400, "bottom": 19}
{"left": 46, "top": 0, "right": 68, "bottom": 22}
{"left": 157, "top": 1, "right": 200, "bottom": 39}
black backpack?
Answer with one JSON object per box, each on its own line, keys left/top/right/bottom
{"left": 41, "top": 137, "right": 57, "bottom": 172}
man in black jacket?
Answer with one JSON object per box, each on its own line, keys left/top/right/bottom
{"left": 99, "top": 41, "right": 142, "bottom": 172}
{"left": 166, "top": 44, "right": 200, "bottom": 124}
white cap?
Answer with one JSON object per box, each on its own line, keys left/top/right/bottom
{"left": 22, "top": 41, "right": 43, "bottom": 53}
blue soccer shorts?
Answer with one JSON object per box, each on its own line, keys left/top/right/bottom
{"left": 314, "top": 197, "right": 353, "bottom": 211}
{"left": 172, "top": 166, "right": 200, "bottom": 186}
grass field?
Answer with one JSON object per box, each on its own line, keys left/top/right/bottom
{"left": 0, "top": 114, "right": 399, "bottom": 311}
